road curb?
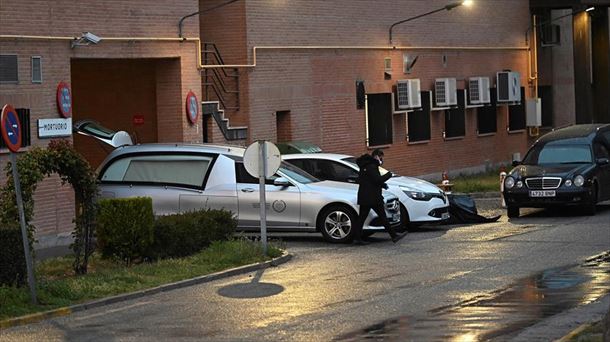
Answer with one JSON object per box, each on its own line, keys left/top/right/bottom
{"left": 0, "top": 252, "right": 293, "bottom": 330}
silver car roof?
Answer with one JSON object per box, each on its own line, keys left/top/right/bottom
{"left": 101, "top": 143, "right": 246, "bottom": 162}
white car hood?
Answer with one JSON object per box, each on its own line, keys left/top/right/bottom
{"left": 387, "top": 176, "right": 443, "bottom": 193}
{"left": 305, "top": 180, "right": 396, "bottom": 200}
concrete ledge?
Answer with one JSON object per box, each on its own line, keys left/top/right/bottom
{"left": 0, "top": 252, "right": 293, "bottom": 330}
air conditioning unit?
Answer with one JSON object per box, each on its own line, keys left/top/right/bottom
{"left": 497, "top": 71, "right": 521, "bottom": 102}
{"left": 396, "top": 79, "right": 421, "bottom": 109}
{"left": 434, "top": 78, "right": 457, "bottom": 107}
{"left": 468, "top": 77, "right": 491, "bottom": 104}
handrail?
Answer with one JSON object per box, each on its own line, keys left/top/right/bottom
{"left": 202, "top": 42, "right": 240, "bottom": 110}
{"left": 205, "top": 80, "right": 239, "bottom": 110}
{"left": 203, "top": 43, "right": 238, "bottom": 78}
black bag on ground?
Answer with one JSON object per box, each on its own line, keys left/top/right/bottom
{"left": 445, "top": 194, "right": 501, "bottom": 224}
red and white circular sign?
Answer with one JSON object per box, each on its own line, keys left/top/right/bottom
{"left": 56, "top": 81, "right": 72, "bottom": 118}
{"left": 1, "top": 104, "right": 22, "bottom": 153}
{"left": 185, "top": 91, "right": 199, "bottom": 125}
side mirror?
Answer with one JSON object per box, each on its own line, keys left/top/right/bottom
{"left": 596, "top": 158, "right": 610, "bottom": 166}
{"left": 273, "top": 177, "right": 292, "bottom": 187}
{"left": 512, "top": 160, "right": 521, "bottom": 167}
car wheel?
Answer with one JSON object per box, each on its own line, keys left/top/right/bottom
{"left": 582, "top": 185, "right": 598, "bottom": 216}
{"left": 507, "top": 206, "right": 520, "bottom": 218}
{"left": 317, "top": 205, "right": 357, "bottom": 243}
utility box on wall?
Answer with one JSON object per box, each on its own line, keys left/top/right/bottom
{"left": 526, "top": 98, "right": 542, "bottom": 127}
{"left": 497, "top": 71, "right": 521, "bottom": 102}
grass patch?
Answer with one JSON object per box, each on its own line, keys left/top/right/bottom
{"left": 437, "top": 168, "right": 507, "bottom": 194}
{"left": 0, "top": 239, "right": 283, "bottom": 320}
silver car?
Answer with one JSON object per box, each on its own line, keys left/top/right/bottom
{"left": 77, "top": 122, "right": 401, "bottom": 243}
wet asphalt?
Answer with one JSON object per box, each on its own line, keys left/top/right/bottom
{"left": 1, "top": 200, "right": 609, "bottom": 341}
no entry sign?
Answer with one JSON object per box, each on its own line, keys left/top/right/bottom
{"left": 56, "top": 81, "right": 72, "bottom": 118}
{"left": 186, "top": 91, "right": 199, "bottom": 125}
{"left": 1, "top": 104, "right": 22, "bottom": 153}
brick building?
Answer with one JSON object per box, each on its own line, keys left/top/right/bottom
{"left": 2, "top": 0, "right": 606, "bottom": 246}
{"left": 1, "top": 0, "right": 203, "bottom": 247}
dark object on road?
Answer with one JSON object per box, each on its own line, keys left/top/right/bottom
{"left": 503, "top": 123, "right": 610, "bottom": 218}
{"left": 445, "top": 194, "right": 501, "bottom": 224}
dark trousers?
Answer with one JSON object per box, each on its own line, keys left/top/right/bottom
{"left": 354, "top": 203, "right": 397, "bottom": 241}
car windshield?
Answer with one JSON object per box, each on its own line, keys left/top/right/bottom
{"left": 278, "top": 161, "right": 320, "bottom": 184}
{"left": 341, "top": 157, "right": 398, "bottom": 177}
{"left": 522, "top": 144, "right": 593, "bottom": 165}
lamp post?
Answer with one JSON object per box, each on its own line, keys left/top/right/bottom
{"left": 389, "top": 0, "right": 471, "bottom": 45}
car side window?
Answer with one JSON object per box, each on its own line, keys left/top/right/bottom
{"left": 235, "top": 162, "right": 277, "bottom": 185}
{"left": 593, "top": 142, "right": 609, "bottom": 159}
{"left": 329, "top": 161, "right": 359, "bottom": 182}
{"left": 287, "top": 159, "right": 315, "bottom": 176}
{"left": 100, "top": 154, "right": 211, "bottom": 188}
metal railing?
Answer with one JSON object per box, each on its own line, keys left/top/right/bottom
{"left": 203, "top": 42, "right": 240, "bottom": 111}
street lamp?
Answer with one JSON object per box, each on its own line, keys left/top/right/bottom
{"left": 388, "top": 1, "right": 471, "bottom": 45}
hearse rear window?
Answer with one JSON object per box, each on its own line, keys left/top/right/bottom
{"left": 101, "top": 154, "right": 212, "bottom": 187}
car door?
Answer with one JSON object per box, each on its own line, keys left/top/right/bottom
{"left": 235, "top": 162, "right": 301, "bottom": 229}
{"left": 593, "top": 142, "right": 610, "bottom": 200}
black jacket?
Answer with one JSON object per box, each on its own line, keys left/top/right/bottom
{"left": 356, "top": 154, "right": 392, "bottom": 206}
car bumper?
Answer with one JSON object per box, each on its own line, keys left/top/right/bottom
{"left": 503, "top": 187, "right": 594, "bottom": 208}
{"left": 400, "top": 196, "right": 450, "bottom": 223}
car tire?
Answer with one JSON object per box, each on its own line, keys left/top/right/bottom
{"left": 582, "top": 185, "right": 598, "bottom": 216}
{"left": 317, "top": 205, "right": 357, "bottom": 243}
{"left": 507, "top": 206, "right": 520, "bottom": 218}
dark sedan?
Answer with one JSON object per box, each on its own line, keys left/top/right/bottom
{"left": 503, "top": 124, "right": 610, "bottom": 218}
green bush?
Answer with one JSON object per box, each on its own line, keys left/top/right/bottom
{"left": 0, "top": 227, "right": 26, "bottom": 286}
{"left": 150, "top": 209, "right": 236, "bottom": 259}
{"left": 96, "top": 197, "right": 154, "bottom": 265}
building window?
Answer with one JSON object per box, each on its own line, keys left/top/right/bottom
{"left": 0, "top": 108, "right": 31, "bottom": 149}
{"left": 407, "top": 91, "right": 431, "bottom": 143}
{"left": 477, "top": 87, "right": 498, "bottom": 135}
{"left": 0, "top": 55, "right": 18, "bottom": 83}
{"left": 508, "top": 87, "right": 526, "bottom": 132}
{"left": 366, "top": 93, "right": 393, "bottom": 146}
{"left": 31, "top": 56, "right": 42, "bottom": 83}
{"left": 444, "top": 89, "right": 466, "bottom": 139}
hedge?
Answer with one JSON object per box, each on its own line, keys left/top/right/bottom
{"left": 0, "top": 227, "right": 27, "bottom": 286}
{"left": 150, "top": 209, "right": 236, "bottom": 259}
{"left": 96, "top": 197, "right": 154, "bottom": 265}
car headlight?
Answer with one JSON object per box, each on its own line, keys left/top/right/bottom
{"left": 564, "top": 179, "right": 572, "bottom": 187}
{"left": 516, "top": 181, "right": 523, "bottom": 188}
{"left": 400, "top": 186, "right": 430, "bottom": 201}
{"left": 504, "top": 176, "right": 515, "bottom": 189}
{"left": 574, "top": 175, "right": 585, "bottom": 187}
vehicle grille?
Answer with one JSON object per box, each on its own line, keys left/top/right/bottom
{"left": 525, "top": 177, "right": 562, "bottom": 190}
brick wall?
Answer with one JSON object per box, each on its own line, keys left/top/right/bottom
{"left": 200, "top": 0, "right": 533, "bottom": 176}
{"left": 0, "top": 0, "right": 202, "bottom": 244}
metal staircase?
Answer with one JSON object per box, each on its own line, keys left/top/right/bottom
{"left": 202, "top": 42, "right": 247, "bottom": 141}
{"left": 202, "top": 101, "right": 247, "bottom": 141}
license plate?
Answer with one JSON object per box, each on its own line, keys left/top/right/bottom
{"left": 441, "top": 212, "right": 450, "bottom": 220}
{"left": 529, "top": 190, "right": 556, "bottom": 197}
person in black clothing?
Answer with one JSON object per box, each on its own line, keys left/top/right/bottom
{"left": 352, "top": 149, "right": 406, "bottom": 245}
